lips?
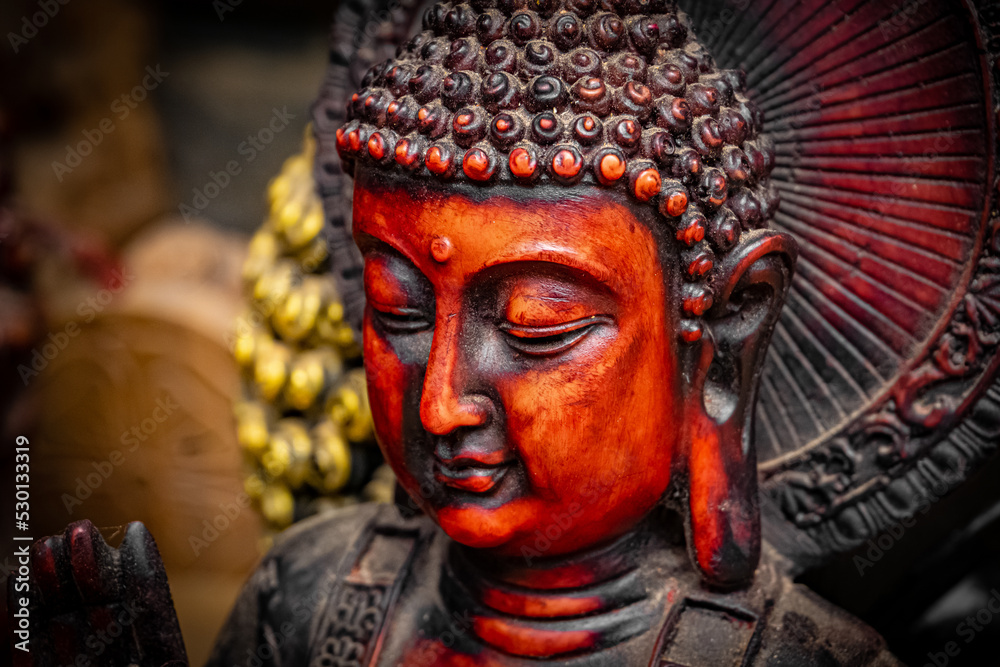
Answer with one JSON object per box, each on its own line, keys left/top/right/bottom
{"left": 434, "top": 456, "right": 513, "bottom": 494}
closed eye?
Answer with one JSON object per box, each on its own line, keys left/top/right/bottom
{"left": 372, "top": 306, "right": 432, "bottom": 333}
{"left": 502, "top": 316, "right": 611, "bottom": 356}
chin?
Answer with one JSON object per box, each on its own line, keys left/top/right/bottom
{"left": 435, "top": 502, "right": 533, "bottom": 552}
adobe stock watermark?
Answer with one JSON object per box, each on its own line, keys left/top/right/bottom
{"left": 853, "top": 478, "right": 951, "bottom": 577}
{"left": 51, "top": 65, "right": 170, "bottom": 182}
{"left": 226, "top": 260, "right": 332, "bottom": 354}
{"left": 61, "top": 394, "right": 179, "bottom": 514}
{"left": 187, "top": 451, "right": 285, "bottom": 559}
{"left": 213, "top": 0, "right": 243, "bottom": 21}
{"left": 698, "top": 0, "right": 752, "bottom": 41}
{"left": 12, "top": 546, "right": 30, "bottom": 652}
{"left": 188, "top": 491, "right": 253, "bottom": 557}
{"left": 64, "top": 600, "right": 141, "bottom": 665}
{"left": 395, "top": 607, "right": 474, "bottom": 667}
{"left": 17, "top": 266, "right": 135, "bottom": 385}
{"left": 7, "top": 0, "right": 71, "bottom": 54}
{"left": 879, "top": 0, "right": 931, "bottom": 41}
{"left": 923, "top": 589, "right": 1000, "bottom": 667}
{"left": 333, "top": 0, "right": 404, "bottom": 62}
{"left": 178, "top": 106, "right": 296, "bottom": 223}
{"left": 236, "top": 580, "right": 327, "bottom": 667}
{"left": 226, "top": 291, "right": 284, "bottom": 354}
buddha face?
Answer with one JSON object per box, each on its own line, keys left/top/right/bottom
{"left": 353, "top": 171, "right": 680, "bottom": 558}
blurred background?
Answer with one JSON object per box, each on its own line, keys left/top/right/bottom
{"left": 0, "top": 1, "right": 384, "bottom": 662}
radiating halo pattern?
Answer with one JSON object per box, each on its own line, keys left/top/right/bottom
{"left": 682, "top": 0, "right": 992, "bottom": 466}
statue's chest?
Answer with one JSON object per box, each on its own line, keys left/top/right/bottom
{"left": 303, "top": 567, "right": 782, "bottom": 667}
{"left": 296, "top": 519, "right": 779, "bottom": 667}
{"left": 298, "top": 525, "right": 664, "bottom": 667}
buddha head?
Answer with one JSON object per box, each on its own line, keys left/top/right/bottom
{"left": 329, "top": 0, "right": 795, "bottom": 589}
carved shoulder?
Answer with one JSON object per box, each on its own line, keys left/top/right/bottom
{"left": 755, "top": 579, "right": 903, "bottom": 667}
{"left": 205, "top": 502, "right": 400, "bottom": 667}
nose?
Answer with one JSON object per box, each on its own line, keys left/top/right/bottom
{"left": 419, "top": 313, "right": 489, "bottom": 435}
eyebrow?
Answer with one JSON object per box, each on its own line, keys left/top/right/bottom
{"left": 483, "top": 248, "right": 620, "bottom": 294}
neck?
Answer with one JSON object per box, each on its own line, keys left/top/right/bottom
{"left": 440, "top": 508, "right": 683, "bottom": 659}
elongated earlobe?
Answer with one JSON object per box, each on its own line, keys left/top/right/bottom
{"left": 677, "top": 229, "right": 797, "bottom": 588}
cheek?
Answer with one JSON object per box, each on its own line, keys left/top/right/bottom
{"left": 503, "top": 316, "right": 674, "bottom": 504}
{"left": 363, "top": 318, "right": 409, "bottom": 469}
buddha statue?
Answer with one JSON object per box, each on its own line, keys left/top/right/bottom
{"left": 22, "top": 0, "right": 1000, "bottom": 665}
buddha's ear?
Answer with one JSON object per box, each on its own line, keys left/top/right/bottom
{"left": 676, "top": 229, "right": 797, "bottom": 589}
{"left": 700, "top": 229, "right": 797, "bottom": 430}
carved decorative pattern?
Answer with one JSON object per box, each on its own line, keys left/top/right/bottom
{"left": 678, "top": 0, "right": 1000, "bottom": 565}
{"left": 308, "top": 526, "right": 421, "bottom": 667}
{"left": 312, "top": 584, "right": 388, "bottom": 667}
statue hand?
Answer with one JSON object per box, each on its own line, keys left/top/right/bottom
{"left": 27, "top": 520, "right": 188, "bottom": 667}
